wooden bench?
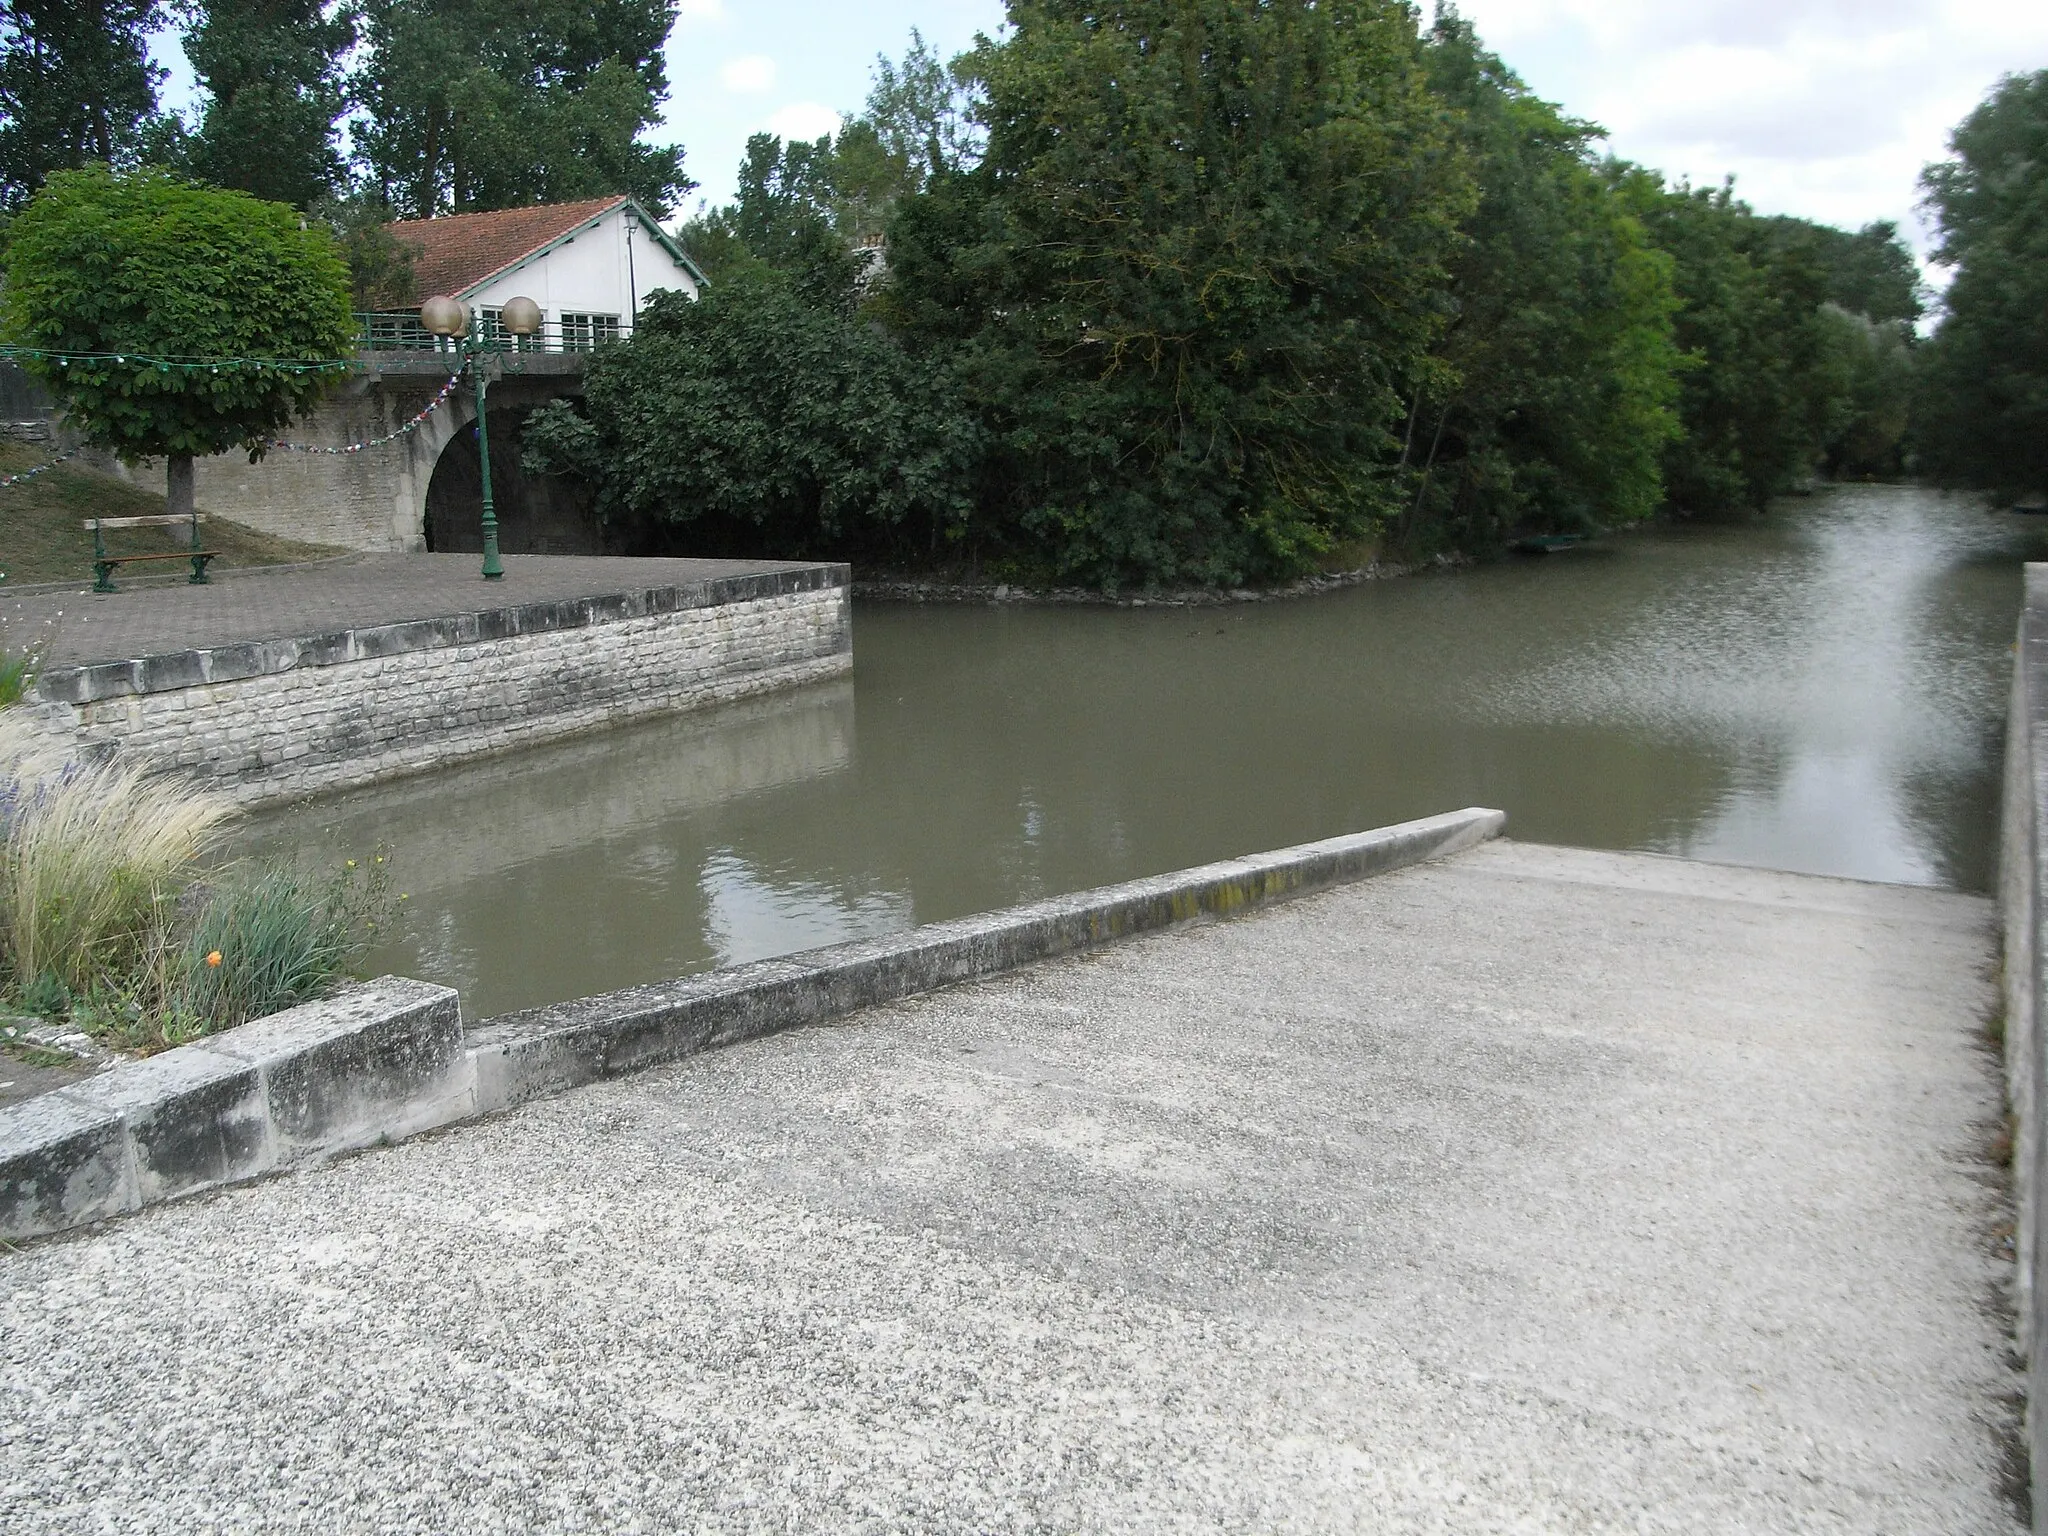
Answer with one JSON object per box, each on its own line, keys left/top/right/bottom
{"left": 85, "top": 514, "right": 218, "bottom": 594}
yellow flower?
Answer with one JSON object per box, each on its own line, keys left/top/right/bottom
{"left": 345, "top": 859, "right": 356, "bottom": 869}
{"left": 205, "top": 950, "right": 223, "bottom": 968}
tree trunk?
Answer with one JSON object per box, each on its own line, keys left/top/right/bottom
{"left": 166, "top": 454, "right": 195, "bottom": 523}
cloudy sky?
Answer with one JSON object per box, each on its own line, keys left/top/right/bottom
{"left": 155, "top": 0, "right": 2048, "bottom": 257}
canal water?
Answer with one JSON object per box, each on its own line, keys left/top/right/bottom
{"left": 244, "top": 485, "right": 2045, "bottom": 1019}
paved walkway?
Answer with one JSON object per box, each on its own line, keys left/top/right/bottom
{"left": 0, "top": 842, "right": 2021, "bottom": 1532}
{"left": 0, "top": 553, "right": 826, "bottom": 668}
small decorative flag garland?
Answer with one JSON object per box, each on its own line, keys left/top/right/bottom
{"left": 0, "top": 445, "right": 81, "bottom": 487}
{"left": 266, "top": 374, "right": 463, "bottom": 456}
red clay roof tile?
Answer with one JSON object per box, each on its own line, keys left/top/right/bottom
{"left": 385, "top": 197, "right": 628, "bottom": 305}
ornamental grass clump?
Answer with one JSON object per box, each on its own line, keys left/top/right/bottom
{"left": 0, "top": 715, "right": 389, "bottom": 1047}
{"left": 174, "top": 860, "right": 389, "bottom": 1032}
{"left": 0, "top": 716, "right": 231, "bottom": 1000}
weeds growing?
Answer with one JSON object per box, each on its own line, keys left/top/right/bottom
{"left": 0, "top": 714, "right": 390, "bottom": 1049}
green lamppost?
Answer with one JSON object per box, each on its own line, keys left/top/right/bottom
{"left": 420, "top": 293, "right": 542, "bottom": 580}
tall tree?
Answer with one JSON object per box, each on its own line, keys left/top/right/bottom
{"left": 1396, "top": 12, "right": 1680, "bottom": 550}
{"left": 1616, "top": 174, "right": 1843, "bottom": 512}
{"left": 182, "top": 0, "right": 351, "bottom": 208}
{"left": 0, "top": 0, "right": 164, "bottom": 209}
{"left": 1917, "top": 70, "right": 2048, "bottom": 500}
{"left": 884, "top": 0, "right": 1473, "bottom": 588}
{"left": 351, "top": 0, "right": 691, "bottom": 217}
{"left": 0, "top": 166, "right": 355, "bottom": 518}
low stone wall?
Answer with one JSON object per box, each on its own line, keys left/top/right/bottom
{"left": 25, "top": 566, "right": 851, "bottom": 806}
{"left": 2003, "top": 563, "right": 2048, "bottom": 1532}
{"left": 0, "top": 810, "right": 1503, "bottom": 1243}
{"left": 468, "top": 807, "right": 1505, "bottom": 1110}
{"left": 0, "top": 977, "right": 467, "bottom": 1241}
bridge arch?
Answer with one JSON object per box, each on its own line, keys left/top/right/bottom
{"left": 155, "top": 355, "right": 593, "bottom": 554}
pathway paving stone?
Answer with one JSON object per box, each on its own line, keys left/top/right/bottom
{"left": 0, "top": 553, "right": 823, "bottom": 668}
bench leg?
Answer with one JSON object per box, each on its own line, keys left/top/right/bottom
{"left": 189, "top": 554, "right": 214, "bottom": 585}
{"left": 93, "top": 562, "right": 117, "bottom": 595}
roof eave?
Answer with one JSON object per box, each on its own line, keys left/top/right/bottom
{"left": 448, "top": 196, "right": 708, "bottom": 300}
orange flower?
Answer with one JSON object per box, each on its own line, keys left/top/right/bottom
{"left": 205, "top": 950, "right": 223, "bottom": 968}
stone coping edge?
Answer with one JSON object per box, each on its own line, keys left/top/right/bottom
{"left": 34, "top": 562, "right": 850, "bottom": 706}
{"left": 0, "top": 976, "right": 469, "bottom": 1243}
{"left": 0, "top": 809, "right": 1501, "bottom": 1245}
{"left": 466, "top": 807, "right": 1507, "bottom": 1114}
{"left": 2000, "top": 562, "right": 2048, "bottom": 1531}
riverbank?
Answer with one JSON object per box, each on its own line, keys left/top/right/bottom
{"left": 3, "top": 554, "right": 853, "bottom": 807}
{"left": 853, "top": 552, "right": 1468, "bottom": 607}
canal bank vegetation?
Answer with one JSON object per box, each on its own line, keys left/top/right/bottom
{"left": 1915, "top": 70, "right": 2048, "bottom": 507}
{"left": 525, "top": 1, "right": 1948, "bottom": 590}
{"left": 0, "top": 711, "right": 389, "bottom": 1049}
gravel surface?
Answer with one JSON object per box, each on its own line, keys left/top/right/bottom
{"left": 0, "top": 842, "right": 2021, "bottom": 1532}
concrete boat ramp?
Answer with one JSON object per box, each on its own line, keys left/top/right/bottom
{"left": 0, "top": 837, "right": 2019, "bottom": 1533}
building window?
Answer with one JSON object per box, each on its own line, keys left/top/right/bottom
{"left": 477, "top": 307, "right": 543, "bottom": 351}
{"left": 561, "top": 313, "right": 622, "bottom": 352}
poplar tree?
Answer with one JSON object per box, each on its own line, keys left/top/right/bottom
{"left": 182, "top": 0, "right": 351, "bottom": 208}
{"left": 0, "top": 0, "right": 164, "bottom": 208}
{"left": 350, "top": 0, "right": 690, "bottom": 217}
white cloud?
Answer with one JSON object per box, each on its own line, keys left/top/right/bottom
{"left": 1447, "top": 0, "right": 2048, "bottom": 252}
{"left": 764, "top": 102, "right": 843, "bottom": 143}
{"left": 719, "top": 54, "right": 777, "bottom": 93}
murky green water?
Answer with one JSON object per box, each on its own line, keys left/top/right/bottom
{"left": 244, "top": 486, "right": 2044, "bottom": 1019}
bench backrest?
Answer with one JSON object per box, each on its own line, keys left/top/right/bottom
{"left": 82, "top": 514, "right": 211, "bottom": 532}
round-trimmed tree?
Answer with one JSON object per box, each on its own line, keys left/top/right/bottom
{"left": 1, "top": 164, "right": 356, "bottom": 518}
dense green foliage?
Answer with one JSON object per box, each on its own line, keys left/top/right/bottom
{"left": 1917, "top": 70, "right": 2048, "bottom": 501}
{"left": 0, "top": 0, "right": 165, "bottom": 208}
{"left": 16, "top": 0, "right": 2015, "bottom": 586}
{"left": 1394, "top": 17, "right": 1679, "bottom": 550}
{"left": 0, "top": 166, "right": 355, "bottom": 463}
{"left": 179, "top": 0, "right": 352, "bottom": 208}
{"left": 611, "top": 2, "right": 1926, "bottom": 584}
{"left": 524, "top": 279, "right": 976, "bottom": 555}
{"left": 351, "top": 0, "right": 691, "bottom": 216}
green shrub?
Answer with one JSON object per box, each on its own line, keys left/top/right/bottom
{"left": 174, "top": 859, "right": 389, "bottom": 1032}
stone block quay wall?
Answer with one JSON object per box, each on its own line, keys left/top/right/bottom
{"left": 2002, "top": 561, "right": 2048, "bottom": 1533}
{"left": 24, "top": 566, "right": 852, "bottom": 807}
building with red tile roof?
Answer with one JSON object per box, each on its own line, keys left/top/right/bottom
{"left": 382, "top": 196, "right": 705, "bottom": 347}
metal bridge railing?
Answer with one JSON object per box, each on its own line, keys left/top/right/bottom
{"left": 354, "top": 312, "right": 626, "bottom": 355}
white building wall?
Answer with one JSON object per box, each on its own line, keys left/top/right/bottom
{"left": 468, "top": 206, "right": 699, "bottom": 342}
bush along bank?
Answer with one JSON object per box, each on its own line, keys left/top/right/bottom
{"left": 521, "top": 5, "right": 1933, "bottom": 595}
{"left": 0, "top": 706, "right": 391, "bottom": 1054}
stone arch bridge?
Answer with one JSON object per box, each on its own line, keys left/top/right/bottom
{"left": 105, "top": 347, "right": 599, "bottom": 556}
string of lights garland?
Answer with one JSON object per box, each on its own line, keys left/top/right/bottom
{"left": 0, "top": 344, "right": 362, "bottom": 376}
{"left": 266, "top": 374, "right": 463, "bottom": 455}
{"left": 0, "top": 445, "right": 82, "bottom": 487}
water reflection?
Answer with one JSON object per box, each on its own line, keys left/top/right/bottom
{"left": 240, "top": 486, "right": 2045, "bottom": 1018}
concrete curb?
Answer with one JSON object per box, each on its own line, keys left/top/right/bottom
{"left": 0, "top": 976, "right": 468, "bottom": 1242}
{"left": 467, "top": 807, "right": 1506, "bottom": 1113}
{"left": 0, "top": 808, "right": 1502, "bottom": 1244}
{"left": 2001, "top": 563, "right": 2048, "bottom": 1532}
